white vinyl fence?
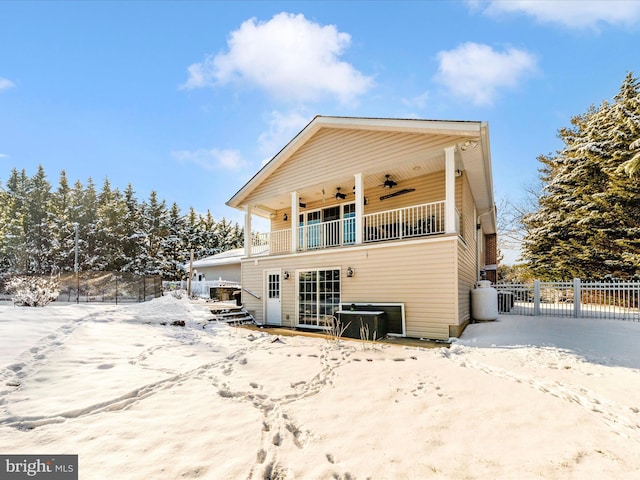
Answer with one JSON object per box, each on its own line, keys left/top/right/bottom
{"left": 163, "top": 280, "right": 241, "bottom": 299}
{"left": 496, "top": 279, "right": 640, "bottom": 321}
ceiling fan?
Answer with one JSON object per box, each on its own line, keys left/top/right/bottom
{"left": 335, "top": 187, "right": 347, "bottom": 200}
{"left": 381, "top": 174, "right": 398, "bottom": 189}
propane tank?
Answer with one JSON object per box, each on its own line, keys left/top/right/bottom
{"left": 471, "top": 280, "right": 498, "bottom": 321}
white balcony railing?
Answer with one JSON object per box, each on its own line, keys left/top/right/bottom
{"left": 297, "top": 217, "right": 356, "bottom": 251}
{"left": 270, "top": 229, "right": 291, "bottom": 255}
{"left": 363, "top": 201, "right": 445, "bottom": 242}
{"left": 252, "top": 233, "right": 270, "bottom": 255}
{"left": 251, "top": 200, "right": 452, "bottom": 255}
{"left": 251, "top": 229, "right": 291, "bottom": 256}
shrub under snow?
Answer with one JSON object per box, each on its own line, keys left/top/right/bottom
{"left": 7, "top": 276, "right": 60, "bottom": 307}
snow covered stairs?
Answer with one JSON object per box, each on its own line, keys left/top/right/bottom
{"left": 210, "top": 305, "right": 256, "bottom": 325}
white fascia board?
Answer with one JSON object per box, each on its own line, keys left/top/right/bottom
{"left": 226, "top": 116, "right": 322, "bottom": 210}
{"left": 480, "top": 121, "right": 497, "bottom": 233}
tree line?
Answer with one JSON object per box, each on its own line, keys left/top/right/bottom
{"left": 517, "top": 72, "right": 640, "bottom": 280}
{"left": 0, "top": 166, "right": 243, "bottom": 280}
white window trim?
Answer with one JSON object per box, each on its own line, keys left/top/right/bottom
{"left": 295, "top": 266, "right": 342, "bottom": 329}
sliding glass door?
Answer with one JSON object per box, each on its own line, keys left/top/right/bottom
{"left": 298, "top": 204, "right": 355, "bottom": 250}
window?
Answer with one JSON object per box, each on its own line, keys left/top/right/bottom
{"left": 299, "top": 211, "right": 321, "bottom": 249}
{"left": 343, "top": 203, "right": 356, "bottom": 244}
{"left": 298, "top": 268, "right": 341, "bottom": 327}
{"left": 267, "top": 273, "right": 280, "bottom": 299}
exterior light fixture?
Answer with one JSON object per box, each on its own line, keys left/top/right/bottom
{"left": 284, "top": 271, "right": 290, "bottom": 280}
{"left": 283, "top": 213, "right": 288, "bottom": 221}
{"left": 455, "top": 169, "right": 463, "bottom": 177}
{"left": 346, "top": 266, "right": 354, "bottom": 277}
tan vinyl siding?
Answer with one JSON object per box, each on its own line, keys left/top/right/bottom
{"left": 361, "top": 171, "right": 445, "bottom": 216}
{"left": 456, "top": 173, "right": 479, "bottom": 328}
{"left": 241, "top": 236, "right": 458, "bottom": 340}
{"left": 240, "top": 261, "right": 266, "bottom": 323}
{"left": 246, "top": 128, "right": 463, "bottom": 205}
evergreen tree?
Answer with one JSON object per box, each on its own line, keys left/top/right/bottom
{"left": 522, "top": 73, "right": 640, "bottom": 279}
{"left": 198, "top": 210, "right": 221, "bottom": 258}
{"left": 0, "top": 180, "right": 10, "bottom": 273}
{"left": 121, "top": 183, "right": 144, "bottom": 273}
{"left": 49, "top": 170, "right": 76, "bottom": 273}
{"left": 95, "top": 179, "right": 129, "bottom": 271}
{"left": 1, "top": 166, "right": 249, "bottom": 278}
{"left": 2, "top": 168, "right": 30, "bottom": 273}
{"left": 161, "top": 202, "right": 188, "bottom": 280}
{"left": 68, "top": 179, "right": 85, "bottom": 272}
{"left": 216, "top": 216, "right": 244, "bottom": 252}
{"left": 135, "top": 191, "right": 168, "bottom": 275}
{"left": 25, "top": 165, "right": 53, "bottom": 273}
{"left": 77, "top": 177, "right": 99, "bottom": 270}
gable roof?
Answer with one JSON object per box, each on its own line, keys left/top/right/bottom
{"left": 226, "top": 115, "right": 495, "bottom": 231}
{"left": 190, "top": 248, "right": 244, "bottom": 268}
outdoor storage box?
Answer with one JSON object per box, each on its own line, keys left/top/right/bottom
{"left": 336, "top": 310, "right": 387, "bottom": 340}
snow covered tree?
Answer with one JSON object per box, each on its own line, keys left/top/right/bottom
{"left": 48, "top": 170, "right": 76, "bottom": 273}
{"left": 24, "top": 165, "right": 54, "bottom": 273}
{"left": 134, "top": 190, "right": 169, "bottom": 275}
{"left": 522, "top": 73, "right": 640, "bottom": 279}
{"left": 76, "top": 178, "right": 100, "bottom": 270}
{"left": 215, "top": 216, "right": 243, "bottom": 253}
{"left": 161, "top": 202, "right": 188, "bottom": 280}
{"left": 95, "top": 179, "right": 129, "bottom": 271}
{"left": 2, "top": 168, "right": 30, "bottom": 273}
{"left": 0, "top": 179, "right": 10, "bottom": 273}
{"left": 0, "top": 166, "right": 247, "bottom": 278}
{"left": 120, "top": 183, "right": 144, "bottom": 273}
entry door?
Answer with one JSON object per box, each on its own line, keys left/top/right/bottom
{"left": 265, "top": 270, "right": 282, "bottom": 325}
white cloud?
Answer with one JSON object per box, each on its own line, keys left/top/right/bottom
{"left": 181, "top": 12, "right": 373, "bottom": 104}
{"left": 0, "top": 77, "right": 15, "bottom": 91}
{"left": 171, "top": 148, "right": 248, "bottom": 172}
{"left": 0, "top": 153, "right": 8, "bottom": 159}
{"left": 475, "top": 0, "right": 640, "bottom": 29}
{"left": 435, "top": 42, "right": 537, "bottom": 106}
{"left": 258, "top": 110, "right": 311, "bottom": 162}
{"left": 401, "top": 90, "right": 430, "bottom": 110}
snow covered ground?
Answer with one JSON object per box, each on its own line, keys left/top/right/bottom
{"left": 1, "top": 296, "right": 640, "bottom": 479}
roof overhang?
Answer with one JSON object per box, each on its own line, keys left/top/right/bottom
{"left": 226, "top": 116, "right": 496, "bottom": 233}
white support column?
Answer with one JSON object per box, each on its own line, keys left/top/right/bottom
{"left": 354, "top": 173, "right": 364, "bottom": 244}
{"left": 290, "top": 191, "right": 298, "bottom": 253}
{"left": 244, "top": 206, "right": 252, "bottom": 258}
{"left": 444, "top": 146, "right": 456, "bottom": 234}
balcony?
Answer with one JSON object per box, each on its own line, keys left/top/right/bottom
{"left": 251, "top": 200, "right": 458, "bottom": 256}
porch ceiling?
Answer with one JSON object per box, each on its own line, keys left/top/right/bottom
{"left": 250, "top": 146, "right": 455, "bottom": 214}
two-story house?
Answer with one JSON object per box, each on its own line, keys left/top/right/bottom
{"left": 226, "top": 116, "right": 497, "bottom": 340}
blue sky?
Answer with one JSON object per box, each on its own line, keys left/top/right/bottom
{"left": 2, "top": 1, "right": 640, "bottom": 263}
